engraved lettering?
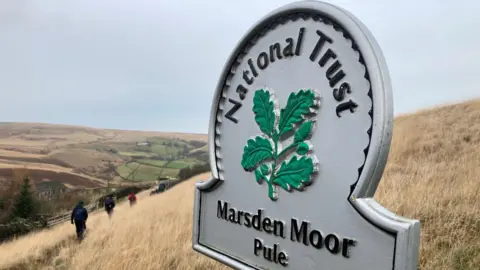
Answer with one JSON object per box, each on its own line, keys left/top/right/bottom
{"left": 262, "top": 217, "right": 272, "bottom": 233}
{"left": 228, "top": 208, "right": 236, "bottom": 223}
{"left": 248, "top": 58, "right": 258, "bottom": 77}
{"left": 318, "top": 48, "right": 337, "bottom": 67}
{"left": 325, "top": 234, "right": 341, "bottom": 254}
{"left": 217, "top": 200, "right": 228, "bottom": 220}
{"left": 217, "top": 202, "right": 357, "bottom": 260}
{"left": 309, "top": 30, "right": 333, "bottom": 62}
{"left": 244, "top": 212, "right": 252, "bottom": 227}
{"left": 257, "top": 52, "right": 269, "bottom": 70}
{"left": 309, "top": 229, "right": 323, "bottom": 249}
{"left": 290, "top": 218, "right": 309, "bottom": 245}
{"left": 342, "top": 238, "right": 357, "bottom": 258}
{"left": 243, "top": 70, "right": 254, "bottom": 85}
{"left": 336, "top": 99, "right": 358, "bottom": 117}
{"left": 253, "top": 238, "right": 288, "bottom": 267}
{"left": 236, "top": 84, "right": 248, "bottom": 100}
{"left": 231, "top": 27, "right": 305, "bottom": 108}
{"left": 225, "top": 98, "right": 242, "bottom": 123}
{"left": 295, "top": 27, "right": 305, "bottom": 56}
{"left": 326, "top": 60, "right": 345, "bottom": 88}
{"left": 333, "top": 82, "right": 351, "bottom": 102}
{"left": 269, "top": 43, "right": 283, "bottom": 63}
{"left": 216, "top": 201, "right": 285, "bottom": 238}
{"left": 283, "top": 38, "right": 294, "bottom": 57}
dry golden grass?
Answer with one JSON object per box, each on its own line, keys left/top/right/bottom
{"left": 373, "top": 99, "right": 480, "bottom": 270}
{"left": 0, "top": 100, "right": 479, "bottom": 270}
{"left": 0, "top": 173, "right": 225, "bottom": 270}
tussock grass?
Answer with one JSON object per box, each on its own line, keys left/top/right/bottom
{"left": 374, "top": 99, "right": 480, "bottom": 270}
{"left": 0, "top": 99, "right": 479, "bottom": 270}
{"left": 0, "top": 173, "right": 225, "bottom": 270}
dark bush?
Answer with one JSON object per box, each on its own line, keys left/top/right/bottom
{"left": 178, "top": 163, "right": 210, "bottom": 180}
{"left": 0, "top": 217, "right": 46, "bottom": 243}
{"left": 11, "top": 176, "right": 36, "bottom": 219}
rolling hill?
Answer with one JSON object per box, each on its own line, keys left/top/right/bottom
{"left": 0, "top": 122, "right": 209, "bottom": 193}
{"left": 0, "top": 99, "right": 479, "bottom": 270}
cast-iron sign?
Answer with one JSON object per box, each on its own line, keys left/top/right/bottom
{"left": 193, "top": 1, "right": 420, "bottom": 269}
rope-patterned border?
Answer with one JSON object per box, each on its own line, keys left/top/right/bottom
{"left": 213, "top": 12, "right": 373, "bottom": 195}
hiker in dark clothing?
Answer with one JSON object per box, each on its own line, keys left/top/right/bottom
{"left": 71, "top": 200, "right": 88, "bottom": 239}
{"left": 104, "top": 195, "right": 116, "bottom": 219}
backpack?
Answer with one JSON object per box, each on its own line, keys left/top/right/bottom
{"left": 105, "top": 198, "right": 112, "bottom": 209}
{"left": 74, "top": 207, "right": 86, "bottom": 220}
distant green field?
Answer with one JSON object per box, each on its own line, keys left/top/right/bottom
{"left": 116, "top": 162, "right": 179, "bottom": 181}
{"left": 119, "top": 151, "right": 154, "bottom": 157}
{"left": 137, "top": 164, "right": 164, "bottom": 174}
{"left": 157, "top": 168, "right": 180, "bottom": 178}
{"left": 167, "top": 158, "right": 202, "bottom": 169}
{"left": 81, "top": 138, "right": 204, "bottom": 161}
{"left": 148, "top": 137, "right": 193, "bottom": 148}
{"left": 167, "top": 161, "right": 191, "bottom": 169}
{"left": 116, "top": 164, "right": 133, "bottom": 177}
{"left": 150, "top": 144, "right": 182, "bottom": 156}
{"left": 137, "top": 159, "right": 166, "bottom": 167}
{"left": 59, "top": 137, "right": 208, "bottom": 184}
{"left": 132, "top": 145, "right": 151, "bottom": 152}
{"left": 101, "top": 138, "right": 209, "bottom": 182}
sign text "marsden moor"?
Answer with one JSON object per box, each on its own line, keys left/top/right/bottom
{"left": 217, "top": 200, "right": 357, "bottom": 267}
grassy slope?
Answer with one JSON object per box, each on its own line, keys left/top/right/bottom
{"left": 0, "top": 100, "right": 479, "bottom": 270}
{"left": 374, "top": 99, "right": 480, "bottom": 269}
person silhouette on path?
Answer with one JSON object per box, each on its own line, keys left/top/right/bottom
{"left": 104, "top": 195, "right": 116, "bottom": 219}
{"left": 71, "top": 200, "right": 88, "bottom": 239}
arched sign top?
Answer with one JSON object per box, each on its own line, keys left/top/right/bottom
{"left": 193, "top": 1, "right": 420, "bottom": 269}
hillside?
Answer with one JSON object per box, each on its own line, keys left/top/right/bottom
{"left": 374, "top": 98, "right": 480, "bottom": 269}
{"left": 0, "top": 99, "right": 479, "bottom": 270}
{"left": 0, "top": 122, "right": 209, "bottom": 193}
{"left": 0, "top": 173, "right": 223, "bottom": 270}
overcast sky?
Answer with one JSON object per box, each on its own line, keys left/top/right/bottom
{"left": 0, "top": 0, "right": 479, "bottom": 134}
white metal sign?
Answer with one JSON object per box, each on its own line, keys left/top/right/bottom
{"left": 193, "top": 1, "right": 420, "bottom": 269}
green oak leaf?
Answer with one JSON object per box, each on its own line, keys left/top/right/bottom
{"left": 296, "top": 142, "right": 310, "bottom": 155}
{"left": 255, "top": 168, "right": 267, "bottom": 184}
{"left": 294, "top": 121, "right": 313, "bottom": 143}
{"left": 272, "top": 155, "right": 314, "bottom": 191}
{"left": 278, "top": 89, "right": 316, "bottom": 137}
{"left": 260, "top": 164, "right": 270, "bottom": 175}
{"left": 241, "top": 136, "right": 274, "bottom": 171}
{"left": 253, "top": 89, "right": 276, "bottom": 136}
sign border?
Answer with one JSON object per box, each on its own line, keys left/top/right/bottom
{"left": 192, "top": 1, "right": 420, "bottom": 269}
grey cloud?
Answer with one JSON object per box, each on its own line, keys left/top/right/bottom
{"left": 0, "top": 0, "right": 479, "bottom": 133}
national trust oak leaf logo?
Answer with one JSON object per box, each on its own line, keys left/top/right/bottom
{"left": 240, "top": 88, "right": 320, "bottom": 201}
